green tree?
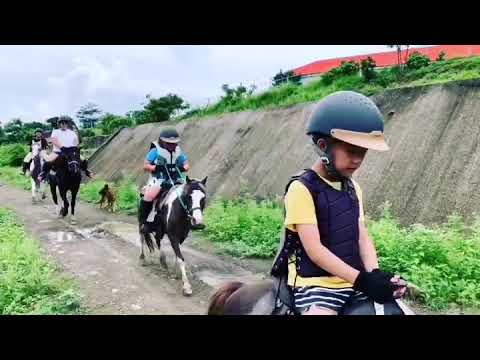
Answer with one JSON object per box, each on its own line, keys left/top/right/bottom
{"left": 3, "top": 119, "right": 24, "bottom": 143}
{"left": 76, "top": 103, "right": 102, "bottom": 128}
{"left": 436, "top": 51, "right": 447, "bottom": 61}
{"left": 387, "top": 45, "right": 410, "bottom": 76}
{"left": 0, "top": 143, "right": 28, "bottom": 166}
{"left": 136, "top": 94, "right": 189, "bottom": 124}
{"left": 361, "top": 56, "right": 377, "bottom": 82}
{"left": 407, "top": 51, "right": 431, "bottom": 70}
{"left": 98, "top": 113, "right": 134, "bottom": 135}
{"left": 321, "top": 60, "right": 360, "bottom": 85}
{"left": 272, "top": 70, "right": 301, "bottom": 87}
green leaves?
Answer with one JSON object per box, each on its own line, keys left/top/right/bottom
{"left": 201, "top": 197, "right": 283, "bottom": 258}
{"left": 370, "top": 209, "right": 480, "bottom": 310}
{"left": 98, "top": 113, "right": 134, "bottom": 135}
{"left": 0, "top": 144, "right": 28, "bottom": 167}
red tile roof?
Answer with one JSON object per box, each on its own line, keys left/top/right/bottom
{"left": 292, "top": 45, "right": 480, "bottom": 77}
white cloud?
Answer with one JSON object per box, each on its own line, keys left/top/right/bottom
{"left": 0, "top": 45, "right": 431, "bottom": 124}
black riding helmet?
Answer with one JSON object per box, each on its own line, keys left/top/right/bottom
{"left": 159, "top": 127, "right": 180, "bottom": 144}
{"left": 58, "top": 115, "right": 74, "bottom": 126}
{"left": 307, "top": 91, "right": 389, "bottom": 179}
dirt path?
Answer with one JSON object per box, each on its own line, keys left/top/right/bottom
{"left": 0, "top": 183, "right": 266, "bottom": 315}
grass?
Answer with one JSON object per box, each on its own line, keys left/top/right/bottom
{"left": 200, "top": 197, "right": 283, "bottom": 258}
{"left": 0, "top": 207, "right": 83, "bottom": 314}
{"left": 0, "top": 166, "right": 31, "bottom": 190}
{"left": 181, "top": 56, "right": 480, "bottom": 120}
{"left": 370, "top": 204, "right": 480, "bottom": 310}
{"left": 200, "top": 197, "right": 480, "bottom": 311}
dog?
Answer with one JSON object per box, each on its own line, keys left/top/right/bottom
{"left": 99, "top": 184, "right": 117, "bottom": 212}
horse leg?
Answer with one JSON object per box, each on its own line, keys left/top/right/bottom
{"left": 40, "top": 181, "right": 46, "bottom": 200}
{"left": 168, "top": 235, "right": 192, "bottom": 296}
{"left": 31, "top": 178, "right": 37, "bottom": 203}
{"left": 138, "top": 231, "right": 147, "bottom": 266}
{"left": 154, "top": 231, "right": 167, "bottom": 269}
{"left": 50, "top": 181, "right": 61, "bottom": 215}
{"left": 59, "top": 187, "right": 69, "bottom": 218}
{"left": 70, "top": 187, "right": 78, "bottom": 224}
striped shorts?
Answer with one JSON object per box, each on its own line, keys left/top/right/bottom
{"left": 293, "top": 286, "right": 367, "bottom": 313}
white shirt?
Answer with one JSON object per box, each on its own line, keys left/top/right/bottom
{"left": 51, "top": 128, "right": 78, "bottom": 152}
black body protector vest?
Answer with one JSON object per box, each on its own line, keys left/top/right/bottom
{"left": 271, "top": 169, "right": 364, "bottom": 280}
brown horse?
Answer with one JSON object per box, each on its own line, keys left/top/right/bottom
{"left": 207, "top": 277, "right": 416, "bottom": 315}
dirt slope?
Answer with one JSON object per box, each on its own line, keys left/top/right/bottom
{"left": 90, "top": 80, "right": 480, "bottom": 225}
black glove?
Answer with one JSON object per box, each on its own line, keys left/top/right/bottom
{"left": 353, "top": 270, "right": 395, "bottom": 304}
{"left": 154, "top": 164, "right": 162, "bottom": 173}
{"left": 371, "top": 268, "right": 394, "bottom": 278}
{"left": 372, "top": 269, "right": 407, "bottom": 290}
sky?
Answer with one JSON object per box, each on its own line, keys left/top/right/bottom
{"left": 0, "top": 45, "right": 429, "bottom": 124}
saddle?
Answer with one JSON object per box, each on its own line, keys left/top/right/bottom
{"left": 145, "top": 185, "right": 177, "bottom": 223}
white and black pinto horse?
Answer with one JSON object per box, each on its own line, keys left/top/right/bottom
{"left": 29, "top": 142, "right": 47, "bottom": 203}
{"left": 139, "top": 176, "right": 208, "bottom": 296}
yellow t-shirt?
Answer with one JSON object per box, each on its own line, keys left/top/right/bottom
{"left": 284, "top": 172, "right": 365, "bottom": 288}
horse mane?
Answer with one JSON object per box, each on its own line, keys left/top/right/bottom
{"left": 207, "top": 281, "right": 244, "bottom": 315}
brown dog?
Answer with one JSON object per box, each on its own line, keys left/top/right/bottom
{"left": 99, "top": 184, "right": 117, "bottom": 212}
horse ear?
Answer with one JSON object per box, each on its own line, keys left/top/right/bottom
{"left": 201, "top": 176, "right": 208, "bottom": 185}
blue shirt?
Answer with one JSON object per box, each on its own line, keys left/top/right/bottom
{"left": 146, "top": 147, "right": 188, "bottom": 167}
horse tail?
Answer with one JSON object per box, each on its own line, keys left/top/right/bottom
{"left": 207, "top": 281, "right": 245, "bottom": 315}
{"left": 143, "top": 232, "right": 156, "bottom": 252}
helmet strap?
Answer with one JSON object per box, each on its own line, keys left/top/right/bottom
{"left": 313, "top": 138, "right": 346, "bottom": 181}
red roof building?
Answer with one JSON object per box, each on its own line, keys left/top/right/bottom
{"left": 292, "top": 45, "right": 480, "bottom": 78}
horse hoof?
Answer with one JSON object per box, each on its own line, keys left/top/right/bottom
{"left": 183, "top": 287, "right": 193, "bottom": 297}
{"left": 159, "top": 256, "right": 168, "bottom": 270}
{"left": 70, "top": 218, "right": 77, "bottom": 225}
{"left": 139, "top": 257, "right": 147, "bottom": 267}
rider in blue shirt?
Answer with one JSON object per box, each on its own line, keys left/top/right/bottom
{"left": 139, "top": 127, "right": 190, "bottom": 233}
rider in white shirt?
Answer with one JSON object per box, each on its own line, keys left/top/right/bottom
{"left": 44, "top": 117, "right": 79, "bottom": 162}
{"left": 40, "top": 115, "right": 92, "bottom": 180}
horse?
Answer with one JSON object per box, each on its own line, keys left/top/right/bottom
{"left": 139, "top": 176, "right": 208, "bottom": 296}
{"left": 54, "top": 147, "right": 82, "bottom": 224}
{"left": 29, "top": 142, "right": 47, "bottom": 203}
{"left": 206, "top": 277, "right": 417, "bottom": 315}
